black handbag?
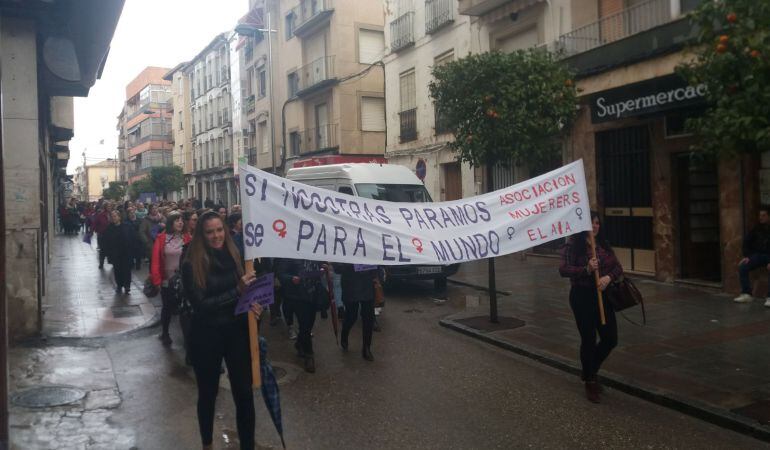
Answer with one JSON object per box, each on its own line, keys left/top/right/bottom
{"left": 606, "top": 276, "right": 646, "bottom": 324}
{"left": 143, "top": 277, "right": 159, "bottom": 298}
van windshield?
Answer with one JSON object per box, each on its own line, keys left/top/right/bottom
{"left": 354, "top": 184, "right": 432, "bottom": 203}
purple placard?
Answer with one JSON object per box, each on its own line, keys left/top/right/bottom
{"left": 235, "top": 273, "right": 275, "bottom": 315}
{"left": 354, "top": 264, "right": 377, "bottom": 272}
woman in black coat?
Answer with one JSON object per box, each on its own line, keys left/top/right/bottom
{"left": 181, "top": 211, "right": 262, "bottom": 450}
{"left": 333, "top": 264, "right": 377, "bottom": 361}
{"left": 103, "top": 210, "right": 140, "bottom": 294}
{"left": 275, "top": 258, "right": 325, "bottom": 373}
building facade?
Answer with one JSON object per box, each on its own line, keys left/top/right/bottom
{"left": 117, "top": 67, "right": 173, "bottom": 185}
{"left": 552, "top": 0, "right": 753, "bottom": 294}
{"left": 164, "top": 63, "right": 194, "bottom": 200}
{"left": 85, "top": 160, "right": 119, "bottom": 201}
{"left": 185, "top": 34, "right": 237, "bottom": 207}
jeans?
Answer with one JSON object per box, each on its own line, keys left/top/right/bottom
{"left": 291, "top": 299, "right": 317, "bottom": 355}
{"left": 569, "top": 286, "right": 617, "bottom": 381}
{"left": 190, "top": 318, "right": 254, "bottom": 450}
{"left": 160, "top": 287, "right": 178, "bottom": 336}
{"left": 739, "top": 254, "right": 770, "bottom": 296}
{"left": 342, "top": 300, "right": 374, "bottom": 350}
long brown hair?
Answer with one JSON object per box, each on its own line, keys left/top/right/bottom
{"left": 185, "top": 211, "right": 243, "bottom": 290}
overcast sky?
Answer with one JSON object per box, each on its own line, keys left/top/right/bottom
{"left": 67, "top": 0, "right": 247, "bottom": 173}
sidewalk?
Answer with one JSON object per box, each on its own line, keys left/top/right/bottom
{"left": 442, "top": 253, "right": 770, "bottom": 440}
{"left": 42, "top": 233, "right": 159, "bottom": 338}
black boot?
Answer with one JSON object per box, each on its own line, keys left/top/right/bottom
{"left": 362, "top": 347, "right": 374, "bottom": 362}
{"left": 340, "top": 328, "right": 349, "bottom": 351}
{"left": 304, "top": 356, "right": 316, "bottom": 373}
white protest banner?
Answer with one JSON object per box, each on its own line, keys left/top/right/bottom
{"left": 239, "top": 159, "right": 592, "bottom": 265}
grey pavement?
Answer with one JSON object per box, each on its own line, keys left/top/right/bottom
{"left": 444, "top": 253, "right": 770, "bottom": 439}
{"left": 7, "top": 235, "right": 770, "bottom": 448}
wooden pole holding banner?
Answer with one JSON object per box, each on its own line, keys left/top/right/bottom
{"left": 245, "top": 260, "right": 261, "bottom": 388}
{"left": 588, "top": 233, "right": 606, "bottom": 326}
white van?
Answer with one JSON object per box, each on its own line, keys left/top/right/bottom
{"left": 285, "top": 163, "right": 460, "bottom": 283}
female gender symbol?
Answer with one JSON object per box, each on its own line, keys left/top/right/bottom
{"left": 412, "top": 238, "right": 423, "bottom": 253}
{"left": 272, "top": 219, "right": 287, "bottom": 238}
{"left": 507, "top": 226, "right": 516, "bottom": 240}
{"left": 575, "top": 207, "right": 583, "bottom": 220}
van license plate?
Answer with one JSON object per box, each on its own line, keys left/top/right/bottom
{"left": 417, "top": 266, "right": 442, "bottom": 275}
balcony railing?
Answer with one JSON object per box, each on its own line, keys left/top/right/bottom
{"left": 293, "top": 0, "right": 335, "bottom": 37}
{"left": 297, "top": 55, "right": 336, "bottom": 96}
{"left": 247, "top": 147, "right": 258, "bottom": 166}
{"left": 297, "top": 124, "right": 339, "bottom": 154}
{"left": 426, "top": 0, "right": 454, "bottom": 34}
{"left": 390, "top": 12, "right": 415, "bottom": 52}
{"left": 558, "top": 0, "right": 671, "bottom": 56}
{"left": 399, "top": 108, "right": 417, "bottom": 142}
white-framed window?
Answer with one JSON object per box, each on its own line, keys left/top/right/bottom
{"left": 399, "top": 69, "right": 416, "bottom": 112}
{"left": 361, "top": 97, "right": 385, "bottom": 132}
{"left": 358, "top": 29, "right": 385, "bottom": 64}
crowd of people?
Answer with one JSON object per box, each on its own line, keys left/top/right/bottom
{"left": 61, "top": 196, "right": 380, "bottom": 450}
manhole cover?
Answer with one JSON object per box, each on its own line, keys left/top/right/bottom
{"left": 111, "top": 305, "right": 141, "bottom": 318}
{"left": 11, "top": 385, "right": 86, "bottom": 408}
{"left": 455, "top": 316, "right": 526, "bottom": 332}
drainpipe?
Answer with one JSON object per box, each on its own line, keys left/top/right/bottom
{"left": 0, "top": 75, "right": 8, "bottom": 449}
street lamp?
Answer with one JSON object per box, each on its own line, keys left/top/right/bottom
{"left": 235, "top": 11, "right": 278, "bottom": 174}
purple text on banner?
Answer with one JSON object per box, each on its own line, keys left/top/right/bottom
{"left": 235, "top": 273, "right": 275, "bottom": 315}
{"left": 354, "top": 264, "right": 377, "bottom": 272}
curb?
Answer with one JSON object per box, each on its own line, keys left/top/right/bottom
{"left": 439, "top": 317, "right": 770, "bottom": 443}
{"left": 446, "top": 278, "right": 512, "bottom": 296}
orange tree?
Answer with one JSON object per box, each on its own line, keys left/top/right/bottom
{"left": 429, "top": 49, "right": 577, "bottom": 322}
{"left": 677, "top": 0, "right": 770, "bottom": 158}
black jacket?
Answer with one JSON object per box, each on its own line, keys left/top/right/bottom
{"left": 181, "top": 248, "right": 242, "bottom": 328}
{"left": 333, "top": 264, "right": 377, "bottom": 303}
{"left": 275, "top": 259, "right": 323, "bottom": 302}
{"left": 103, "top": 222, "right": 141, "bottom": 262}
{"left": 743, "top": 223, "right": 770, "bottom": 256}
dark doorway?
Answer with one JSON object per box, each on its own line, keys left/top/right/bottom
{"left": 597, "top": 125, "right": 655, "bottom": 273}
{"left": 442, "top": 162, "right": 462, "bottom": 201}
{"left": 677, "top": 155, "right": 721, "bottom": 281}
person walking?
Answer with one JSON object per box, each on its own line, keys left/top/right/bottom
{"left": 333, "top": 264, "right": 377, "bottom": 361}
{"left": 124, "top": 207, "right": 144, "bottom": 270}
{"left": 103, "top": 210, "right": 139, "bottom": 294}
{"left": 181, "top": 211, "right": 262, "bottom": 450}
{"left": 734, "top": 206, "right": 770, "bottom": 307}
{"left": 228, "top": 212, "right": 244, "bottom": 258}
{"left": 92, "top": 203, "right": 112, "bottom": 269}
{"left": 276, "top": 259, "right": 325, "bottom": 373}
{"left": 559, "top": 212, "right": 623, "bottom": 403}
{"left": 151, "top": 211, "right": 192, "bottom": 345}
{"left": 183, "top": 210, "right": 198, "bottom": 237}
{"left": 140, "top": 204, "right": 164, "bottom": 264}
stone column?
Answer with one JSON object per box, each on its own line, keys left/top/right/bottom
{"left": 1, "top": 18, "right": 42, "bottom": 340}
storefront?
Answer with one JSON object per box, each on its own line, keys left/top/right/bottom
{"left": 567, "top": 72, "right": 759, "bottom": 293}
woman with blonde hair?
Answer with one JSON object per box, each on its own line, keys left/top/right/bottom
{"left": 181, "top": 211, "right": 262, "bottom": 450}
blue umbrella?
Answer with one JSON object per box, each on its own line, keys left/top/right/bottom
{"left": 259, "top": 337, "right": 286, "bottom": 449}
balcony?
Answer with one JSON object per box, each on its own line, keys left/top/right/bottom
{"left": 293, "top": 0, "right": 335, "bottom": 38}
{"left": 296, "top": 124, "right": 339, "bottom": 155}
{"left": 390, "top": 12, "right": 415, "bottom": 52}
{"left": 426, "top": 0, "right": 454, "bottom": 34}
{"left": 399, "top": 108, "right": 417, "bottom": 142}
{"left": 244, "top": 95, "right": 256, "bottom": 114}
{"left": 558, "top": 0, "right": 671, "bottom": 56}
{"left": 459, "top": 0, "right": 525, "bottom": 16}
{"left": 296, "top": 56, "right": 337, "bottom": 97}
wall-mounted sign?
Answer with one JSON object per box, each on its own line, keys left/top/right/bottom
{"left": 590, "top": 74, "right": 707, "bottom": 124}
{"left": 415, "top": 159, "right": 427, "bottom": 181}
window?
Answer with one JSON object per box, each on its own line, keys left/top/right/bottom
{"left": 289, "top": 131, "right": 301, "bottom": 156}
{"left": 361, "top": 97, "right": 385, "bottom": 132}
{"left": 399, "top": 69, "right": 417, "bottom": 142}
{"left": 246, "top": 68, "right": 255, "bottom": 96}
{"left": 433, "top": 51, "right": 454, "bottom": 134}
{"left": 258, "top": 69, "right": 267, "bottom": 98}
{"left": 288, "top": 72, "right": 299, "bottom": 97}
{"left": 358, "top": 29, "right": 385, "bottom": 64}
{"left": 285, "top": 12, "right": 296, "bottom": 39}
{"left": 259, "top": 121, "right": 268, "bottom": 153}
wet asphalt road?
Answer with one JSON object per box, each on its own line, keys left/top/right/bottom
{"left": 104, "top": 280, "right": 766, "bottom": 449}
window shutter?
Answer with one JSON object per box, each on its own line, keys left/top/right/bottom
{"left": 359, "top": 29, "right": 385, "bottom": 64}
{"left": 361, "top": 97, "right": 385, "bottom": 132}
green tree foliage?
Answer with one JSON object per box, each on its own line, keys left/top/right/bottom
{"left": 677, "top": 0, "right": 770, "bottom": 158}
{"left": 149, "top": 165, "right": 185, "bottom": 199}
{"left": 429, "top": 49, "right": 578, "bottom": 171}
{"left": 101, "top": 181, "right": 127, "bottom": 201}
{"left": 128, "top": 178, "right": 154, "bottom": 200}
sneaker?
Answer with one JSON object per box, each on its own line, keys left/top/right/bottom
{"left": 733, "top": 293, "right": 753, "bottom": 303}
{"left": 765, "top": 298, "right": 770, "bottom": 308}
{"left": 288, "top": 326, "right": 298, "bottom": 340}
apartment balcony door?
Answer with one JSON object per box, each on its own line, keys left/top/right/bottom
{"left": 442, "top": 162, "right": 462, "bottom": 201}
{"left": 315, "top": 103, "right": 329, "bottom": 149}
{"left": 597, "top": 125, "right": 655, "bottom": 274}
